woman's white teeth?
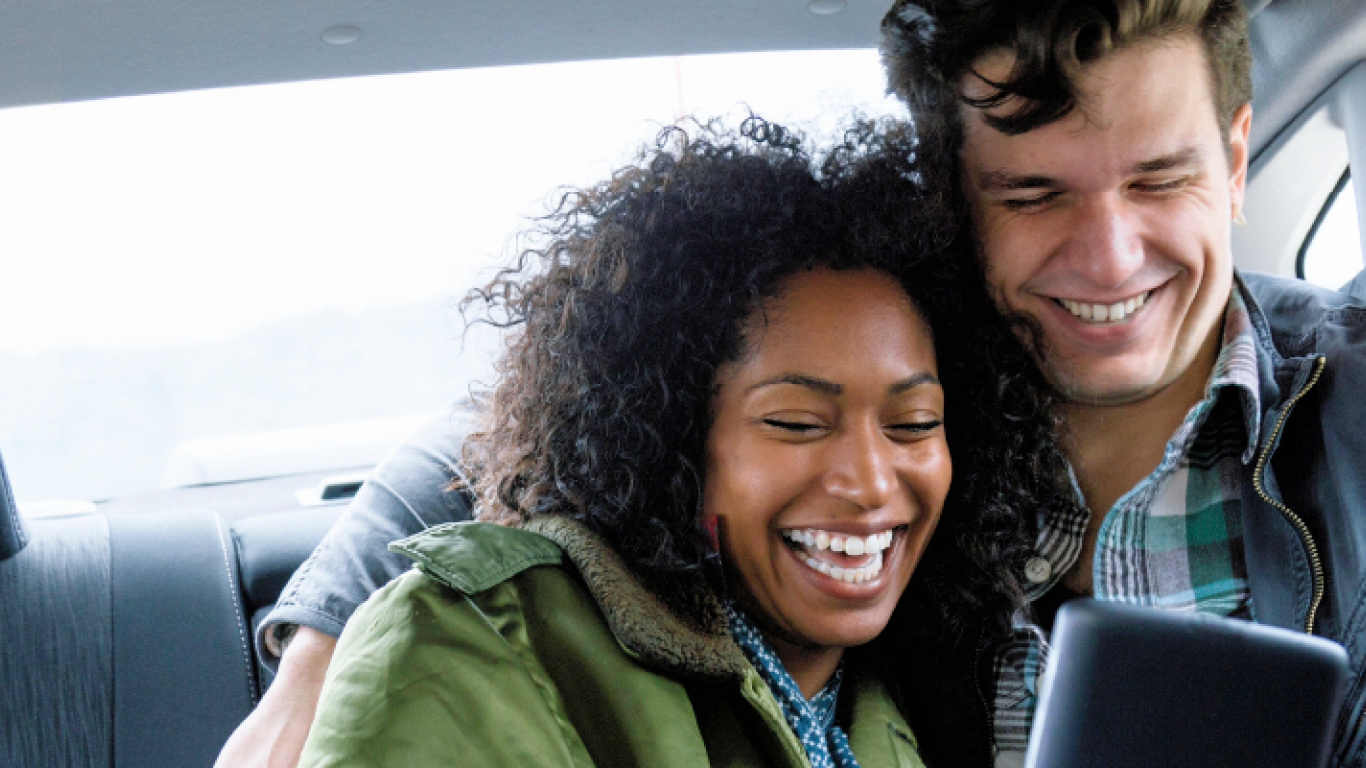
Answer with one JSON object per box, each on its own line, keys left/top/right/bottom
{"left": 1061, "top": 291, "right": 1150, "bottom": 323}
{"left": 802, "top": 551, "right": 884, "bottom": 583}
{"left": 784, "top": 529, "right": 894, "bottom": 555}
{"left": 782, "top": 529, "right": 893, "bottom": 584}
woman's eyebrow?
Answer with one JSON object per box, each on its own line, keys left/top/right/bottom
{"left": 746, "top": 373, "right": 841, "bottom": 395}
{"left": 745, "top": 372, "right": 940, "bottom": 396}
{"left": 889, "top": 373, "right": 940, "bottom": 395}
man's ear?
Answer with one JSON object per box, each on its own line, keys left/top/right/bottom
{"left": 1228, "top": 103, "right": 1253, "bottom": 217}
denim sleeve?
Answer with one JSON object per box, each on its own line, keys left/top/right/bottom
{"left": 254, "top": 406, "right": 476, "bottom": 670}
{"left": 1341, "top": 268, "right": 1366, "bottom": 301}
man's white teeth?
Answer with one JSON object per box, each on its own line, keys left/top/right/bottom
{"left": 803, "top": 551, "right": 884, "bottom": 583}
{"left": 1061, "top": 290, "right": 1150, "bottom": 323}
{"left": 783, "top": 529, "right": 894, "bottom": 555}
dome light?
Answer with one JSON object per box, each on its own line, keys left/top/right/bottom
{"left": 322, "top": 26, "right": 362, "bottom": 45}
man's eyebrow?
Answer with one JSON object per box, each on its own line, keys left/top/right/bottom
{"left": 975, "top": 146, "right": 1207, "bottom": 191}
{"left": 889, "top": 373, "right": 941, "bottom": 395}
{"left": 976, "top": 170, "right": 1058, "bottom": 192}
{"left": 747, "top": 374, "right": 842, "bottom": 396}
{"left": 1132, "top": 145, "right": 1206, "bottom": 174}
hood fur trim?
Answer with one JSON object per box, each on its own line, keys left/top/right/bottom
{"left": 522, "top": 516, "right": 749, "bottom": 680}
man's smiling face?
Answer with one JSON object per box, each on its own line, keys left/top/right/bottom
{"left": 960, "top": 35, "right": 1251, "bottom": 406}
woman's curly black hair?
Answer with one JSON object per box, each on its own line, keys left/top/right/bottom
{"left": 461, "top": 116, "right": 1080, "bottom": 645}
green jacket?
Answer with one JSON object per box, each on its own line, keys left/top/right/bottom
{"left": 298, "top": 517, "right": 926, "bottom": 768}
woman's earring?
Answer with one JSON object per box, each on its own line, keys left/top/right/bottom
{"left": 1233, "top": 209, "right": 1248, "bottom": 226}
{"left": 701, "top": 515, "right": 721, "bottom": 552}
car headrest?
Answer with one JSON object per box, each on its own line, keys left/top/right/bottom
{"left": 231, "top": 507, "right": 346, "bottom": 611}
{"left": 0, "top": 446, "right": 28, "bottom": 561}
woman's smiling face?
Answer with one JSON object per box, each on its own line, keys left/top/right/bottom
{"left": 705, "top": 268, "right": 951, "bottom": 665}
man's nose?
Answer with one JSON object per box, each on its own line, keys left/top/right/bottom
{"left": 1068, "top": 195, "right": 1144, "bottom": 288}
{"left": 821, "top": 425, "right": 897, "bottom": 511}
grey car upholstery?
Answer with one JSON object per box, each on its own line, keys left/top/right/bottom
{"left": 233, "top": 507, "right": 346, "bottom": 617}
{"left": 0, "top": 442, "right": 258, "bottom": 768}
{"left": 107, "top": 511, "right": 258, "bottom": 766}
{"left": 231, "top": 506, "right": 344, "bottom": 690}
{"left": 1, "top": 513, "right": 112, "bottom": 768}
{"left": 0, "top": 442, "right": 27, "bottom": 561}
{"left": 2, "top": 410, "right": 468, "bottom": 765}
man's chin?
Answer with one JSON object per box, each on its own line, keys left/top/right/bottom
{"left": 1044, "top": 363, "right": 1169, "bottom": 408}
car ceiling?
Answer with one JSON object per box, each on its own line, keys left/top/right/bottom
{"left": 1249, "top": 0, "right": 1366, "bottom": 161}
{"left": 1, "top": 0, "right": 1363, "bottom": 161}
{"left": 0, "top": 0, "right": 887, "bottom": 110}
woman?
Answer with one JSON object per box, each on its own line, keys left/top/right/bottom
{"left": 297, "top": 118, "right": 1072, "bottom": 767}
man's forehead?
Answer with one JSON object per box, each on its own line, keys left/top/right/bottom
{"left": 962, "top": 32, "right": 1209, "bottom": 96}
{"left": 959, "top": 37, "right": 1224, "bottom": 179}
{"left": 960, "top": 35, "right": 1216, "bottom": 128}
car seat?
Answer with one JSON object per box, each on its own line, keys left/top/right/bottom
{"left": 0, "top": 446, "right": 257, "bottom": 768}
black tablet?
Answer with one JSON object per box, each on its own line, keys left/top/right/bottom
{"left": 1024, "top": 600, "right": 1351, "bottom": 768}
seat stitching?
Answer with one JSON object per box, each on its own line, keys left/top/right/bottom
{"left": 213, "top": 512, "right": 259, "bottom": 706}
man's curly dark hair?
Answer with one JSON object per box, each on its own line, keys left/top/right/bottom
{"left": 881, "top": 0, "right": 1251, "bottom": 184}
{"left": 460, "top": 117, "right": 1080, "bottom": 644}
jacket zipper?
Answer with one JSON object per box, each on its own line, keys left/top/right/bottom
{"left": 1251, "top": 354, "right": 1328, "bottom": 634}
{"left": 1267, "top": 354, "right": 1366, "bottom": 766}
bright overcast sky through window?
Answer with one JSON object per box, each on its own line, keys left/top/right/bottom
{"left": 0, "top": 50, "right": 898, "bottom": 354}
{"left": 0, "top": 49, "right": 902, "bottom": 503}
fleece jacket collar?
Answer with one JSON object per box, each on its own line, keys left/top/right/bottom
{"left": 391, "top": 516, "right": 750, "bottom": 680}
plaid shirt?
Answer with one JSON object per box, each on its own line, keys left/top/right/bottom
{"left": 992, "top": 286, "right": 1263, "bottom": 767}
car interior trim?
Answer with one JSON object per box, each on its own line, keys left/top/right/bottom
{"left": 1297, "top": 169, "right": 1353, "bottom": 280}
{"left": 0, "top": 514, "right": 113, "bottom": 768}
{"left": 0, "top": 448, "right": 27, "bottom": 561}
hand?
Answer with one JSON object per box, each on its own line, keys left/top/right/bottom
{"left": 213, "top": 626, "right": 338, "bottom": 768}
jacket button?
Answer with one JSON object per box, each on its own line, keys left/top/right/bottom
{"left": 1025, "top": 557, "right": 1052, "bottom": 584}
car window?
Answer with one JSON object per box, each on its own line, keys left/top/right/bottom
{"left": 1299, "top": 170, "right": 1365, "bottom": 290}
{"left": 0, "top": 49, "right": 901, "bottom": 505}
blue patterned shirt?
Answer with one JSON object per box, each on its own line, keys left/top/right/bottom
{"left": 725, "top": 602, "right": 861, "bottom": 768}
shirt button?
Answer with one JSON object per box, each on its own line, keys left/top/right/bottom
{"left": 1024, "top": 556, "right": 1053, "bottom": 584}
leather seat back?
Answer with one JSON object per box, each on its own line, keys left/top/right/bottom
{"left": 108, "top": 511, "right": 258, "bottom": 766}
{"left": 0, "top": 446, "right": 257, "bottom": 768}
{"left": 1, "top": 513, "right": 112, "bottom": 768}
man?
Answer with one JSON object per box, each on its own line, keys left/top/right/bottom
{"left": 880, "top": 1, "right": 1366, "bottom": 766}
{"left": 218, "top": 1, "right": 1366, "bottom": 766}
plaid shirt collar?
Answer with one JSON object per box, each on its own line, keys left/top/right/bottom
{"left": 1024, "top": 284, "right": 1263, "bottom": 601}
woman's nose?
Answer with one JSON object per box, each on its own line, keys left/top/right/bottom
{"left": 821, "top": 425, "right": 898, "bottom": 511}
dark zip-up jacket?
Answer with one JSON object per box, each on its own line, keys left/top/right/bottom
{"left": 1242, "top": 272, "right": 1366, "bottom": 767}
{"left": 899, "top": 272, "right": 1366, "bottom": 767}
